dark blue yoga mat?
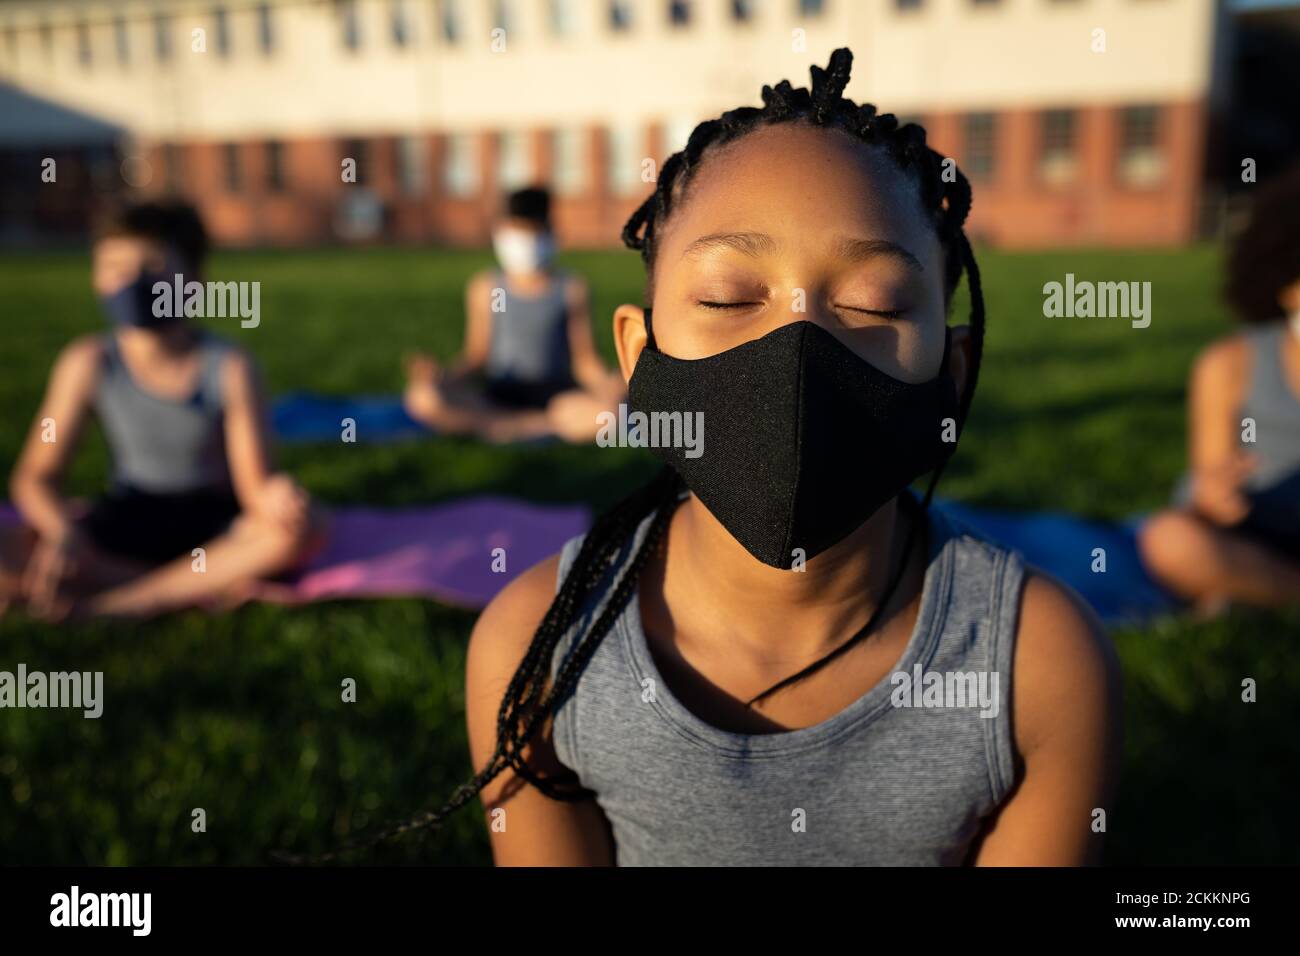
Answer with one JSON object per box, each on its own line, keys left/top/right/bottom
{"left": 936, "top": 500, "right": 1181, "bottom": 625}
{"left": 272, "top": 392, "right": 430, "bottom": 443}
{"left": 272, "top": 392, "right": 567, "bottom": 446}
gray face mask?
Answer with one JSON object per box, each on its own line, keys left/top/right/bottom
{"left": 493, "top": 228, "right": 555, "bottom": 273}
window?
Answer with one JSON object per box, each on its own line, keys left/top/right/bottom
{"left": 342, "top": 138, "right": 369, "bottom": 186}
{"left": 439, "top": 0, "right": 461, "bottom": 43}
{"left": 392, "top": 0, "right": 412, "bottom": 46}
{"left": 962, "top": 112, "right": 996, "bottom": 182}
{"left": 493, "top": 0, "right": 513, "bottom": 35}
{"left": 606, "top": 125, "right": 643, "bottom": 196}
{"left": 548, "top": 0, "right": 577, "bottom": 35}
{"left": 443, "top": 133, "right": 479, "bottom": 196}
{"left": 213, "top": 7, "right": 231, "bottom": 58}
{"left": 39, "top": 20, "right": 54, "bottom": 59}
{"left": 664, "top": 115, "right": 696, "bottom": 155}
{"left": 551, "top": 129, "right": 587, "bottom": 195}
{"left": 266, "top": 141, "right": 286, "bottom": 192}
{"left": 113, "top": 16, "right": 130, "bottom": 65}
{"left": 609, "top": 0, "right": 633, "bottom": 31}
{"left": 668, "top": 1, "right": 692, "bottom": 27}
{"left": 397, "top": 136, "right": 429, "bottom": 197}
{"left": 1039, "top": 109, "right": 1077, "bottom": 185}
{"left": 731, "top": 0, "right": 756, "bottom": 23}
{"left": 798, "top": 0, "right": 826, "bottom": 15}
{"left": 339, "top": 0, "right": 362, "bottom": 51}
{"left": 76, "top": 19, "right": 92, "bottom": 67}
{"left": 971, "top": 0, "right": 1000, "bottom": 6}
{"left": 497, "top": 131, "right": 533, "bottom": 191}
{"left": 163, "top": 144, "right": 184, "bottom": 193}
{"left": 257, "top": 4, "right": 275, "bottom": 55}
{"left": 895, "top": 0, "right": 923, "bottom": 10}
{"left": 154, "top": 14, "right": 172, "bottom": 61}
{"left": 1117, "top": 105, "right": 1164, "bottom": 187}
{"left": 223, "top": 143, "right": 243, "bottom": 193}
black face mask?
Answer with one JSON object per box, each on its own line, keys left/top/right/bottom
{"left": 627, "top": 313, "right": 962, "bottom": 569}
{"left": 99, "top": 264, "right": 182, "bottom": 330}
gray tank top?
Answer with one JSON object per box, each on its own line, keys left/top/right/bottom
{"left": 484, "top": 270, "right": 573, "bottom": 386}
{"left": 549, "top": 501, "right": 1026, "bottom": 866}
{"left": 1239, "top": 321, "right": 1300, "bottom": 492}
{"left": 95, "top": 331, "right": 233, "bottom": 494}
{"left": 1173, "top": 321, "right": 1300, "bottom": 514}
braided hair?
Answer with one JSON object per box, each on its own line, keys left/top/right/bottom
{"left": 287, "top": 47, "right": 985, "bottom": 862}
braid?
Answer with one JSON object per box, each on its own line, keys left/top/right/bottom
{"left": 285, "top": 48, "right": 985, "bottom": 862}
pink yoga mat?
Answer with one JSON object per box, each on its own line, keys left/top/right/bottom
{"left": 0, "top": 498, "right": 591, "bottom": 611}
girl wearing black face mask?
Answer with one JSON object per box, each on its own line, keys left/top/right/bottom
{"left": 314, "top": 50, "right": 1121, "bottom": 867}
{"left": 0, "top": 202, "right": 324, "bottom": 620}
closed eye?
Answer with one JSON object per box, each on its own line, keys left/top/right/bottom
{"left": 697, "top": 300, "right": 762, "bottom": 310}
{"left": 835, "top": 305, "right": 904, "bottom": 319}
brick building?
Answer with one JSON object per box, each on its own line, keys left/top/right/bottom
{"left": 0, "top": 0, "right": 1294, "bottom": 250}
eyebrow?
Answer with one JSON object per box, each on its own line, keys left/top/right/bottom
{"left": 680, "top": 231, "right": 924, "bottom": 273}
{"left": 681, "top": 232, "right": 777, "bottom": 260}
{"left": 835, "top": 237, "right": 924, "bottom": 273}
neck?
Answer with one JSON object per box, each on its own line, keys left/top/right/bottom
{"left": 504, "top": 266, "right": 551, "bottom": 285}
{"left": 664, "top": 493, "right": 919, "bottom": 660}
{"left": 117, "top": 322, "right": 197, "bottom": 357}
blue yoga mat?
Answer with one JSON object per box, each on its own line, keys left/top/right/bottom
{"left": 272, "top": 392, "right": 568, "bottom": 446}
{"left": 273, "top": 392, "right": 430, "bottom": 443}
{"left": 936, "top": 500, "right": 1181, "bottom": 625}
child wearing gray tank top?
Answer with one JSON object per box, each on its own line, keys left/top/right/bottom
{"left": 406, "top": 51, "right": 1120, "bottom": 868}
{"left": 3, "top": 200, "right": 319, "bottom": 618}
{"left": 1138, "top": 168, "right": 1300, "bottom": 608}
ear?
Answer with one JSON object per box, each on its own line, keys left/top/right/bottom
{"left": 613, "top": 303, "right": 649, "bottom": 382}
{"left": 946, "top": 324, "right": 972, "bottom": 401}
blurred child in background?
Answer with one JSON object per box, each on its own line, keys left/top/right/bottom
{"left": 0, "top": 201, "right": 324, "bottom": 619}
{"left": 1139, "top": 168, "right": 1300, "bottom": 610}
{"left": 402, "top": 186, "right": 624, "bottom": 443}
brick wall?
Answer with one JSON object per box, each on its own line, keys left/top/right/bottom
{"left": 130, "top": 98, "right": 1207, "bottom": 250}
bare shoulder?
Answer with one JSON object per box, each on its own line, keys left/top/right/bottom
{"left": 467, "top": 269, "right": 498, "bottom": 297}
{"left": 467, "top": 554, "right": 563, "bottom": 686}
{"left": 1012, "top": 569, "right": 1122, "bottom": 755}
{"left": 218, "top": 343, "right": 261, "bottom": 394}
{"left": 1192, "top": 332, "right": 1251, "bottom": 390}
{"left": 54, "top": 334, "right": 106, "bottom": 376}
{"left": 41, "top": 335, "right": 106, "bottom": 404}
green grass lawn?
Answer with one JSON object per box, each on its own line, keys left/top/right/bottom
{"left": 0, "top": 245, "right": 1296, "bottom": 865}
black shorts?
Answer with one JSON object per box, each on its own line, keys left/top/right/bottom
{"left": 1235, "top": 477, "right": 1300, "bottom": 562}
{"left": 79, "top": 485, "right": 242, "bottom": 566}
{"left": 483, "top": 377, "right": 575, "bottom": 410}
{"left": 1235, "top": 516, "right": 1300, "bottom": 563}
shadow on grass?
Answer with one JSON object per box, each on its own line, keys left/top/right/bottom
{"left": 1108, "top": 606, "right": 1300, "bottom": 864}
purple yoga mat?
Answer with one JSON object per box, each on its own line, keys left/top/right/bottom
{"left": 260, "top": 498, "right": 590, "bottom": 608}
{"left": 0, "top": 499, "right": 591, "bottom": 611}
